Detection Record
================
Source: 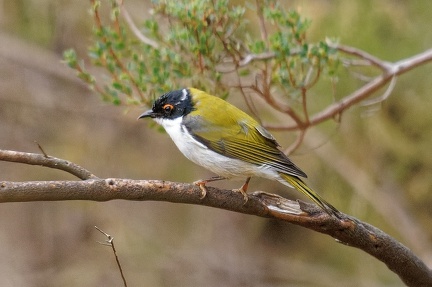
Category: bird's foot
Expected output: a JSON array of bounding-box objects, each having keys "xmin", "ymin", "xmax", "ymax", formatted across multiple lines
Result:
[
  {"xmin": 233, "ymin": 177, "xmax": 251, "ymax": 204},
  {"xmin": 193, "ymin": 176, "xmax": 226, "ymax": 199},
  {"xmin": 233, "ymin": 187, "xmax": 249, "ymax": 204},
  {"xmin": 193, "ymin": 180, "xmax": 208, "ymax": 199}
]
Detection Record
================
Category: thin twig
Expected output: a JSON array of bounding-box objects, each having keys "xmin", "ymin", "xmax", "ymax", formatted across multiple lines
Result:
[
  {"xmin": 91, "ymin": 0, "xmax": 146, "ymax": 102},
  {"xmin": 238, "ymin": 47, "xmax": 304, "ymax": 67},
  {"xmin": 242, "ymin": 46, "xmax": 432, "ymax": 132},
  {"xmin": 280, "ymin": 48, "xmax": 432, "ymax": 130},
  {"xmin": 361, "ymin": 75, "xmax": 397, "ymax": 106},
  {"xmin": 95, "ymin": 226, "xmax": 128, "ymax": 287},
  {"xmin": 347, "ymin": 70, "xmax": 376, "ymax": 82},
  {"xmin": 233, "ymin": 68, "xmax": 262, "ymax": 122},
  {"xmin": 255, "ymin": 0, "xmax": 270, "ymax": 49},
  {"xmin": 238, "ymin": 51, "xmax": 275, "ymax": 66},
  {"xmin": 300, "ymin": 87, "xmax": 309, "ymax": 124},
  {"xmin": 249, "ymin": 83, "xmax": 305, "ymax": 128},
  {"xmin": 35, "ymin": 141, "xmax": 48, "ymax": 158},
  {"xmin": 239, "ymin": 87, "xmax": 262, "ymax": 123},
  {"xmin": 332, "ymin": 43, "xmax": 394, "ymax": 71},
  {"xmin": 284, "ymin": 129, "xmax": 306, "ymax": 155},
  {"xmin": 340, "ymin": 58, "xmax": 372, "ymax": 67},
  {"xmin": 118, "ymin": 2, "xmax": 159, "ymax": 49}
]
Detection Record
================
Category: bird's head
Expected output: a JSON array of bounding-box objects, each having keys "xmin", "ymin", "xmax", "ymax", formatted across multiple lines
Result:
[{"xmin": 138, "ymin": 88, "xmax": 194, "ymax": 121}]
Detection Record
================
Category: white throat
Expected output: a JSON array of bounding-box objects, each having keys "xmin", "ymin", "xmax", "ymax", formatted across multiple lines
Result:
[{"xmin": 155, "ymin": 116, "xmax": 207, "ymax": 151}]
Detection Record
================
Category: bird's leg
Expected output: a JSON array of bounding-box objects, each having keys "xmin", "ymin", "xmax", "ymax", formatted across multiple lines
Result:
[
  {"xmin": 234, "ymin": 177, "xmax": 251, "ymax": 203},
  {"xmin": 193, "ymin": 176, "xmax": 227, "ymax": 199}
]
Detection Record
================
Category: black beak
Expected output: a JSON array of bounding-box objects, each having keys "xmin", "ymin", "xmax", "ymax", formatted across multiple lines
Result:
[{"xmin": 138, "ymin": 109, "xmax": 155, "ymax": 119}]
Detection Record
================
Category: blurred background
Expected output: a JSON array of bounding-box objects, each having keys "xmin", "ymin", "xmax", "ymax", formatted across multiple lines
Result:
[{"xmin": 1, "ymin": 0, "xmax": 432, "ymax": 286}]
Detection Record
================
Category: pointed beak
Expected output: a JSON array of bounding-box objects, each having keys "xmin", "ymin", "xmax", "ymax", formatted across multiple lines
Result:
[{"xmin": 138, "ymin": 109, "xmax": 155, "ymax": 119}]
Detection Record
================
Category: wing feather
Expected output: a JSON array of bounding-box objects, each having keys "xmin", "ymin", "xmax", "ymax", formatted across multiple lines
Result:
[
  {"xmin": 183, "ymin": 89, "xmax": 307, "ymax": 178},
  {"xmin": 183, "ymin": 113, "xmax": 307, "ymax": 178}
]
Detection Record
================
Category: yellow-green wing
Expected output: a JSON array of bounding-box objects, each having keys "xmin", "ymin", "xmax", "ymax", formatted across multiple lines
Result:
[{"xmin": 184, "ymin": 89, "xmax": 307, "ymax": 178}]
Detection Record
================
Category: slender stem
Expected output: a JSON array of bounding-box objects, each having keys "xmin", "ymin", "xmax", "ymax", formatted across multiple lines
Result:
[
  {"xmin": 91, "ymin": 0, "xmax": 146, "ymax": 102},
  {"xmin": 333, "ymin": 44, "xmax": 393, "ymax": 71},
  {"xmin": 118, "ymin": 2, "xmax": 159, "ymax": 49},
  {"xmin": 300, "ymin": 87, "xmax": 309, "ymax": 124},
  {"xmin": 284, "ymin": 129, "xmax": 306, "ymax": 155},
  {"xmin": 255, "ymin": 0, "xmax": 270, "ymax": 49},
  {"xmin": 95, "ymin": 226, "xmax": 128, "ymax": 287}
]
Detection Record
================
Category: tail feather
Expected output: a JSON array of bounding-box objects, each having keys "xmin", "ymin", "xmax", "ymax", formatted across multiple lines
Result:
[{"xmin": 279, "ymin": 173, "xmax": 340, "ymax": 217}]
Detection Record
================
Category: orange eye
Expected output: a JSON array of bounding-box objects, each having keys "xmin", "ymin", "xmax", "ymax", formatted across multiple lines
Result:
[{"xmin": 163, "ymin": 104, "xmax": 174, "ymax": 112}]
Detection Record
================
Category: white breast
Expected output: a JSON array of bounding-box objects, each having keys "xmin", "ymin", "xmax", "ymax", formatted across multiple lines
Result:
[{"xmin": 155, "ymin": 117, "xmax": 279, "ymax": 180}]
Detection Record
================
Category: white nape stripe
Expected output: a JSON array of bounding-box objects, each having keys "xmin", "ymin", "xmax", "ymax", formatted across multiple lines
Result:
[{"xmin": 180, "ymin": 88, "xmax": 188, "ymax": 101}]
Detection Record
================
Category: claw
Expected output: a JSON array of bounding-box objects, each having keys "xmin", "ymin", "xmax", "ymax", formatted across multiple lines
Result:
[
  {"xmin": 234, "ymin": 177, "xmax": 251, "ymax": 204},
  {"xmin": 197, "ymin": 182, "xmax": 207, "ymax": 199},
  {"xmin": 233, "ymin": 188, "xmax": 249, "ymax": 203},
  {"xmin": 193, "ymin": 176, "xmax": 226, "ymax": 199}
]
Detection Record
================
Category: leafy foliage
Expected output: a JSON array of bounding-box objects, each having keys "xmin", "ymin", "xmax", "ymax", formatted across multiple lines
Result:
[{"xmin": 63, "ymin": 0, "xmax": 339, "ymax": 109}]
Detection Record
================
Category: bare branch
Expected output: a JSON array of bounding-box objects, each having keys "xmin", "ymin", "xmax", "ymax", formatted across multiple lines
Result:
[
  {"xmin": 0, "ymin": 178, "xmax": 430, "ymax": 286},
  {"xmin": 239, "ymin": 46, "xmax": 432, "ymax": 132},
  {"xmin": 35, "ymin": 141, "xmax": 49, "ymax": 157},
  {"xmin": 238, "ymin": 51, "xmax": 276, "ymax": 66},
  {"xmin": 118, "ymin": 2, "xmax": 159, "ymax": 49},
  {"xmin": 361, "ymin": 75, "xmax": 397, "ymax": 106},
  {"xmin": 307, "ymin": 48, "xmax": 432, "ymax": 128},
  {"xmin": 1, "ymin": 149, "xmax": 431, "ymax": 285},
  {"xmin": 284, "ymin": 129, "xmax": 306, "ymax": 155},
  {"xmin": 95, "ymin": 226, "xmax": 128, "ymax": 287},
  {"xmin": 0, "ymin": 150, "xmax": 97, "ymax": 180},
  {"xmin": 255, "ymin": 0, "xmax": 270, "ymax": 49},
  {"xmin": 332, "ymin": 43, "xmax": 394, "ymax": 71}
]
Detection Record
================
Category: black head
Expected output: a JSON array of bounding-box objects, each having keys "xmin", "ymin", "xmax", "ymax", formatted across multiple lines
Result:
[{"xmin": 138, "ymin": 88, "xmax": 194, "ymax": 120}]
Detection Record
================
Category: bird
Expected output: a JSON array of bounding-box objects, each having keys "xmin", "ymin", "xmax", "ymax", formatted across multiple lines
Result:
[{"xmin": 139, "ymin": 88, "xmax": 339, "ymax": 216}]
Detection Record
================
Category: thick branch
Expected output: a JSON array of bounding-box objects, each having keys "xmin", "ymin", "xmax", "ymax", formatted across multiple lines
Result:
[
  {"xmin": 1, "ymin": 150, "xmax": 431, "ymax": 285},
  {"xmin": 0, "ymin": 178, "xmax": 431, "ymax": 286}
]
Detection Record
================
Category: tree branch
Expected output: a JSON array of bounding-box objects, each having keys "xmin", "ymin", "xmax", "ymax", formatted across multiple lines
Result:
[
  {"xmin": 308, "ymin": 48, "xmax": 432, "ymax": 128},
  {"xmin": 251, "ymin": 47, "xmax": 432, "ymax": 132},
  {"xmin": 118, "ymin": 2, "xmax": 159, "ymax": 49},
  {"xmin": 0, "ymin": 178, "xmax": 430, "ymax": 286},
  {"xmin": 0, "ymin": 149, "xmax": 431, "ymax": 286},
  {"xmin": 332, "ymin": 44, "xmax": 394, "ymax": 71},
  {"xmin": 0, "ymin": 150, "xmax": 97, "ymax": 180}
]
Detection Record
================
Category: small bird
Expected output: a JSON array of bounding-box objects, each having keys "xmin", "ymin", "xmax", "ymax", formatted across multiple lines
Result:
[{"xmin": 139, "ymin": 88, "xmax": 339, "ymax": 216}]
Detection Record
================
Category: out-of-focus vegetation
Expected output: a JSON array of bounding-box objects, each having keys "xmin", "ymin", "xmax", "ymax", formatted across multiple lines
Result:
[{"xmin": 0, "ymin": 0, "xmax": 431, "ymax": 286}]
